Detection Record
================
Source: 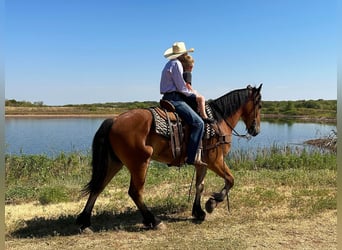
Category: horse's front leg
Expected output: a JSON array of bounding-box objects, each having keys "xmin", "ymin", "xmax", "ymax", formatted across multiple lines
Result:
[
  {"xmin": 192, "ymin": 165, "xmax": 207, "ymax": 221},
  {"xmin": 205, "ymin": 161, "xmax": 234, "ymax": 214}
]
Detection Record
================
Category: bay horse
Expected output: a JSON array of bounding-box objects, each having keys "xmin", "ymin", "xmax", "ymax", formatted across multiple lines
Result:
[{"xmin": 76, "ymin": 84, "xmax": 262, "ymax": 230}]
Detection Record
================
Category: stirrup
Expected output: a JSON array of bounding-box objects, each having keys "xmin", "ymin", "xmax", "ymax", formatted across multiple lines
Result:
[
  {"xmin": 188, "ymin": 149, "xmax": 208, "ymax": 167},
  {"xmin": 193, "ymin": 159, "xmax": 208, "ymax": 167},
  {"xmin": 186, "ymin": 158, "xmax": 208, "ymax": 167}
]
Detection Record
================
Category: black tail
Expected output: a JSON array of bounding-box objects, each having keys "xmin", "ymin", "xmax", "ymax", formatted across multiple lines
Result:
[{"xmin": 82, "ymin": 118, "xmax": 118, "ymax": 195}]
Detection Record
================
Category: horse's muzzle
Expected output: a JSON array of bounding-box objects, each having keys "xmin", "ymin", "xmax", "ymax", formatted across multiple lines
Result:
[{"xmin": 247, "ymin": 121, "xmax": 260, "ymax": 136}]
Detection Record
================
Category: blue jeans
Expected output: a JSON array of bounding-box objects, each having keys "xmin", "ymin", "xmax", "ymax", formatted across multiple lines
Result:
[{"xmin": 162, "ymin": 92, "xmax": 204, "ymax": 163}]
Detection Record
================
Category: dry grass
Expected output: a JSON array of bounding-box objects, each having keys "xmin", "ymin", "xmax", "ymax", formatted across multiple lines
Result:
[
  {"xmin": 5, "ymin": 106, "xmax": 118, "ymax": 117},
  {"xmin": 5, "ymin": 168, "xmax": 337, "ymax": 250},
  {"xmin": 5, "ymin": 201, "xmax": 336, "ymax": 250}
]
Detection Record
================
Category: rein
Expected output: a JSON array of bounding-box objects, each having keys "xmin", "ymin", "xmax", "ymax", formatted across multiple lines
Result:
[{"xmin": 223, "ymin": 119, "xmax": 252, "ymax": 140}]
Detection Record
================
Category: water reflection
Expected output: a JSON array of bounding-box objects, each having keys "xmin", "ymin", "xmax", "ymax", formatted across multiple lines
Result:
[{"xmin": 231, "ymin": 121, "xmax": 335, "ymax": 153}]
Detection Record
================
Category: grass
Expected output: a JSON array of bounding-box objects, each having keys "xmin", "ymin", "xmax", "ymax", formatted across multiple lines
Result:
[
  {"xmin": 5, "ymin": 146, "xmax": 337, "ymax": 249},
  {"xmin": 5, "ymin": 146, "xmax": 336, "ymax": 212},
  {"xmin": 5, "ymin": 152, "xmax": 91, "ymax": 204},
  {"xmin": 5, "ymin": 146, "xmax": 336, "ymax": 207}
]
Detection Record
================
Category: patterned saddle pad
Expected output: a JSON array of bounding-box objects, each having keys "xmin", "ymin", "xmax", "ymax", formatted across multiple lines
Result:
[{"xmin": 149, "ymin": 104, "xmax": 216, "ymax": 139}]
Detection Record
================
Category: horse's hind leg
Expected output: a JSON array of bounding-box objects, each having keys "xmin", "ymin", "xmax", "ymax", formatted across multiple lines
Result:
[
  {"xmin": 127, "ymin": 160, "xmax": 162, "ymax": 229},
  {"xmin": 77, "ymin": 159, "xmax": 123, "ymax": 231}
]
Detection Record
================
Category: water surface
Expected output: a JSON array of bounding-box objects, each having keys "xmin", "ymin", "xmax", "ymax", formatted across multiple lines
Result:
[{"xmin": 5, "ymin": 118, "xmax": 336, "ymax": 155}]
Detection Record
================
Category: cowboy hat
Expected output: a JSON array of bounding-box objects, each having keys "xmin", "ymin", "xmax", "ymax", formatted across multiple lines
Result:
[{"xmin": 163, "ymin": 42, "xmax": 194, "ymax": 60}]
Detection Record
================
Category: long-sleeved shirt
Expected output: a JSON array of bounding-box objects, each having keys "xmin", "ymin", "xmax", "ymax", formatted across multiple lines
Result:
[{"xmin": 160, "ymin": 59, "xmax": 193, "ymax": 97}]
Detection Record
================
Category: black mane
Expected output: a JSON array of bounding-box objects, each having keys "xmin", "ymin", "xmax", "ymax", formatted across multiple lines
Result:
[{"xmin": 208, "ymin": 87, "xmax": 250, "ymax": 121}]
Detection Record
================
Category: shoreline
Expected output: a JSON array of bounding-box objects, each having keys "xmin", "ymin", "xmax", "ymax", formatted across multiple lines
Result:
[
  {"xmin": 261, "ymin": 114, "xmax": 336, "ymax": 124},
  {"xmin": 5, "ymin": 113, "xmax": 337, "ymax": 124},
  {"xmin": 5, "ymin": 114, "xmax": 117, "ymax": 118}
]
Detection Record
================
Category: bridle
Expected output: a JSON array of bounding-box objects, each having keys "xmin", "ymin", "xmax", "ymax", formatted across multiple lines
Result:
[
  {"xmin": 203, "ymin": 85, "xmax": 262, "ymax": 151},
  {"xmin": 224, "ymin": 88, "xmax": 261, "ymax": 139},
  {"xmin": 247, "ymin": 90, "xmax": 261, "ymax": 135}
]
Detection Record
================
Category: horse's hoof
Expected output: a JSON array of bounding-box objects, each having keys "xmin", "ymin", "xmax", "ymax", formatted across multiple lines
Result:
[
  {"xmin": 79, "ymin": 227, "xmax": 94, "ymax": 234},
  {"xmin": 205, "ymin": 197, "xmax": 217, "ymax": 213},
  {"xmin": 192, "ymin": 208, "xmax": 206, "ymax": 221},
  {"xmin": 143, "ymin": 221, "xmax": 166, "ymax": 230}
]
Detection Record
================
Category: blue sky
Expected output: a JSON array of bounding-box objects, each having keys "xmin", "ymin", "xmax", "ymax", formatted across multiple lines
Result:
[{"xmin": 5, "ymin": 0, "xmax": 336, "ymax": 105}]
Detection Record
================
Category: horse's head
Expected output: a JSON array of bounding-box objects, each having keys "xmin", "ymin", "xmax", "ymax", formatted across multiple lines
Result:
[{"xmin": 241, "ymin": 84, "xmax": 262, "ymax": 136}]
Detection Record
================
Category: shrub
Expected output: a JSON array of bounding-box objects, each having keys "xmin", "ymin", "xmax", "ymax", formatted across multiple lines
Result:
[{"xmin": 38, "ymin": 186, "xmax": 69, "ymax": 205}]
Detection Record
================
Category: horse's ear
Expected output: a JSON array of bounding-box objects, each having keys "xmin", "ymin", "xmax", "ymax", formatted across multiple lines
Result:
[{"xmin": 257, "ymin": 83, "xmax": 263, "ymax": 93}]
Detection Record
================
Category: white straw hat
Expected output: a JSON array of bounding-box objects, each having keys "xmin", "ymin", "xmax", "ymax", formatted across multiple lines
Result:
[{"xmin": 163, "ymin": 42, "xmax": 194, "ymax": 60}]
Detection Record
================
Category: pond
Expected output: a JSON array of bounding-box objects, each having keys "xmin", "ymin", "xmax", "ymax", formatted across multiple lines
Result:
[{"xmin": 5, "ymin": 117, "xmax": 336, "ymax": 156}]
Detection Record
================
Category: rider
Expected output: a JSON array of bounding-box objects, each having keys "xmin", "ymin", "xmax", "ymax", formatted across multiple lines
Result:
[{"xmin": 160, "ymin": 41, "xmax": 207, "ymax": 167}]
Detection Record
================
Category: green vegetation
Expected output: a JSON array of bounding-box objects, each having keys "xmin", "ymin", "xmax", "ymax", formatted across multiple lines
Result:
[
  {"xmin": 5, "ymin": 152, "xmax": 91, "ymax": 204},
  {"xmin": 64, "ymin": 101, "xmax": 159, "ymax": 115},
  {"xmin": 5, "ymin": 100, "xmax": 159, "ymax": 116},
  {"xmin": 64, "ymin": 101, "xmax": 158, "ymax": 110},
  {"xmin": 5, "ymin": 146, "xmax": 336, "ymax": 218},
  {"xmin": 4, "ymin": 99, "xmax": 159, "ymax": 110},
  {"xmin": 262, "ymin": 99, "xmax": 336, "ymax": 119},
  {"xmin": 5, "ymin": 99, "xmax": 45, "ymax": 107}
]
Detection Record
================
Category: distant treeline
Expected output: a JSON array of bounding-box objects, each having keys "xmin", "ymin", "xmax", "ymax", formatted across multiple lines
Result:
[
  {"xmin": 64, "ymin": 101, "xmax": 159, "ymax": 110},
  {"xmin": 5, "ymin": 99, "xmax": 337, "ymax": 118},
  {"xmin": 5, "ymin": 99, "xmax": 45, "ymax": 107},
  {"xmin": 5, "ymin": 99, "xmax": 158, "ymax": 109},
  {"xmin": 261, "ymin": 99, "xmax": 336, "ymax": 118}
]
